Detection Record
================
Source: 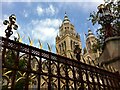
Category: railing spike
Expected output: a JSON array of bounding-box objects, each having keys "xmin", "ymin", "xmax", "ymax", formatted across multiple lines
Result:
[
  {"xmin": 38, "ymin": 39, "xmax": 42, "ymax": 49},
  {"xmin": 47, "ymin": 43, "xmax": 52, "ymax": 52},
  {"xmin": 28, "ymin": 36, "xmax": 33, "ymax": 46}
]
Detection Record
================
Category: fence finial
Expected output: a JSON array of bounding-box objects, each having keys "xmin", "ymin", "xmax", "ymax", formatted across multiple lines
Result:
[
  {"xmin": 38, "ymin": 39, "xmax": 42, "ymax": 49},
  {"xmin": 28, "ymin": 36, "xmax": 33, "ymax": 46}
]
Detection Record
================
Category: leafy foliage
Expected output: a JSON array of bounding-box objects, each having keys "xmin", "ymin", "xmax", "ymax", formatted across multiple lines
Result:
[
  {"xmin": 2, "ymin": 50, "xmax": 26, "ymax": 89},
  {"xmin": 89, "ymin": 0, "xmax": 120, "ymax": 51},
  {"xmin": 92, "ymin": 38, "xmax": 102, "ymax": 53}
]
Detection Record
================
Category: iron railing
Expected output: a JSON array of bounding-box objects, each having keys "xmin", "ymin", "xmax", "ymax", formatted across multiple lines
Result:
[{"xmin": 1, "ymin": 36, "xmax": 120, "ymax": 90}]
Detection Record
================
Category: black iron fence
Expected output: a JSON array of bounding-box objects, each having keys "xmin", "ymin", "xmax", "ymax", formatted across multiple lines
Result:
[{"xmin": 1, "ymin": 36, "xmax": 120, "ymax": 90}]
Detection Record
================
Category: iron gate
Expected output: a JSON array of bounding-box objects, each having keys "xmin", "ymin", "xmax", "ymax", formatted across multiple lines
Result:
[{"xmin": 1, "ymin": 37, "xmax": 120, "ymax": 90}]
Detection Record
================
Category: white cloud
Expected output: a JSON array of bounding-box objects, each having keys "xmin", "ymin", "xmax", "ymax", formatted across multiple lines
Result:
[
  {"xmin": 36, "ymin": 4, "xmax": 58, "ymax": 16},
  {"xmin": 31, "ymin": 18, "xmax": 61, "ymax": 28},
  {"xmin": 36, "ymin": 6, "xmax": 44, "ymax": 16},
  {"xmin": 3, "ymin": 14, "xmax": 9, "ymax": 20},
  {"xmin": 1, "ymin": 0, "xmax": 34, "ymax": 2},
  {"xmin": 46, "ymin": 5, "xmax": 56, "ymax": 16},
  {"xmin": 0, "ymin": 19, "xmax": 6, "ymax": 37},
  {"xmin": 79, "ymin": 2, "xmax": 104, "ymax": 11},
  {"xmin": 29, "ymin": 18, "xmax": 62, "ymax": 45},
  {"xmin": 1, "ymin": 0, "xmax": 104, "ymax": 2},
  {"xmin": 23, "ymin": 10, "xmax": 28, "ymax": 18}
]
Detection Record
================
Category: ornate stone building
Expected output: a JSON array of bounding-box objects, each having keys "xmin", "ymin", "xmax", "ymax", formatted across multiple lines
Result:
[
  {"xmin": 56, "ymin": 13, "xmax": 82, "ymax": 59},
  {"xmin": 83, "ymin": 29, "xmax": 99, "ymax": 65},
  {"xmin": 32, "ymin": 13, "xmax": 118, "ymax": 89},
  {"xmin": 56, "ymin": 13, "xmax": 98, "ymax": 64}
]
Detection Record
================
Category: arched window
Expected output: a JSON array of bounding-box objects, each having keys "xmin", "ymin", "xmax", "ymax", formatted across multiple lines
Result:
[
  {"xmin": 64, "ymin": 41, "xmax": 66, "ymax": 50},
  {"xmin": 73, "ymin": 42, "xmax": 76, "ymax": 49},
  {"xmin": 59, "ymin": 44, "xmax": 61, "ymax": 53},
  {"xmin": 88, "ymin": 41, "xmax": 91, "ymax": 49},
  {"xmin": 61, "ymin": 43, "xmax": 64, "ymax": 52},
  {"xmin": 71, "ymin": 40, "xmax": 73, "ymax": 49},
  {"xmin": 87, "ymin": 41, "xmax": 91, "ymax": 52}
]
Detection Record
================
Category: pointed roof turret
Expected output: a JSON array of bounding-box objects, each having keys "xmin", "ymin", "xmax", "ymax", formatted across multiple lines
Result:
[
  {"xmin": 87, "ymin": 28, "xmax": 94, "ymax": 37},
  {"xmin": 63, "ymin": 12, "xmax": 70, "ymax": 23},
  {"xmin": 86, "ymin": 28, "xmax": 95, "ymax": 39},
  {"xmin": 88, "ymin": 28, "xmax": 94, "ymax": 36}
]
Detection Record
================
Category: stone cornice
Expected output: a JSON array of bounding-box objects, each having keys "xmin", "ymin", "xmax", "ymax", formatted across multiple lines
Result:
[{"xmin": 105, "ymin": 36, "xmax": 120, "ymax": 42}]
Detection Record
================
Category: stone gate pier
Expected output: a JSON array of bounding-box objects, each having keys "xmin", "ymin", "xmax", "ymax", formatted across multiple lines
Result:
[{"xmin": 99, "ymin": 36, "xmax": 120, "ymax": 72}]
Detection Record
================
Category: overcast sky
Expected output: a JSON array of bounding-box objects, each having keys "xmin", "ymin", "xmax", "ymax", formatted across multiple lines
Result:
[{"xmin": 0, "ymin": 0, "xmax": 104, "ymax": 52}]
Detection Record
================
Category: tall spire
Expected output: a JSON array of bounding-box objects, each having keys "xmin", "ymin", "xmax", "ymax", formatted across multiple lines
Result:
[
  {"xmin": 65, "ymin": 11, "xmax": 67, "ymax": 16},
  {"xmin": 63, "ymin": 12, "xmax": 70, "ymax": 23}
]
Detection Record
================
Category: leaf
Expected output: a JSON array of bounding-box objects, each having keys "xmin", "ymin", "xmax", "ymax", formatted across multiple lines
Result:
[
  {"xmin": 23, "ymin": 72, "xmax": 26, "ymax": 76},
  {"xmin": 16, "ymin": 77, "xmax": 24, "ymax": 83},
  {"xmin": 3, "ymin": 75, "xmax": 9, "ymax": 81},
  {"xmin": 18, "ymin": 71, "xmax": 23, "ymax": 76},
  {"xmin": 31, "ymin": 75, "xmax": 36, "ymax": 79},
  {"xmin": 4, "ymin": 70, "xmax": 12, "ymax": 75}
]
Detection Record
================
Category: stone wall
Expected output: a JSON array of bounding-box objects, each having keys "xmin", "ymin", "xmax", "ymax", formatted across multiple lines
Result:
[{"xmin": 99, "ymin": 36, "xmax": 120, "ymax": 72}]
